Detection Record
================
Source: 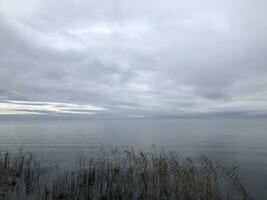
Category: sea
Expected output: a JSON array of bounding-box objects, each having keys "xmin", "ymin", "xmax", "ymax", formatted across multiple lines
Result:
[{"xmin": 0, "ymin": 118, "xmax": 266, "ymax": 199}]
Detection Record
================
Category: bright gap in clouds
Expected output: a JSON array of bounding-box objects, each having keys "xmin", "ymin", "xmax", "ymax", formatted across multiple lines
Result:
[{"xmin": 0, "ymin": 100, "xmax": 108, "ymax": 115}]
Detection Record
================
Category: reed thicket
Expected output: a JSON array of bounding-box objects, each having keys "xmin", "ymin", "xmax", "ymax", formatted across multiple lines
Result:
[{"xmin": 0, "ymin": 148, "xmax": 252, "ymax": 200}]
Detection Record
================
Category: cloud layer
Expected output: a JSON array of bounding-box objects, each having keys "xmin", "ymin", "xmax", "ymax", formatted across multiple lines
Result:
[{"xmin": 0, "ymin": 0, "xmax": 267, "ymax": 118}]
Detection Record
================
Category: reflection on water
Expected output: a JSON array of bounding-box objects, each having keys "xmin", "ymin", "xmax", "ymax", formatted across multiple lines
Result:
[{"xmin": 0, "ymin": 118, "xmax": 267, "ymax": 199}]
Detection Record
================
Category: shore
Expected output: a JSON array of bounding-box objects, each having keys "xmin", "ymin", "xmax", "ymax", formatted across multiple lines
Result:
[{"xmin": 0, "ymin": 148, "xmax": 251, "ymax": 200}]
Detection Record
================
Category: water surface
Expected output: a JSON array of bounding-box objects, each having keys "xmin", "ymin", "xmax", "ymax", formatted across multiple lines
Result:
[{"xmin": 0, "ymin": 118, "xmax": 266, "ymax": 199}]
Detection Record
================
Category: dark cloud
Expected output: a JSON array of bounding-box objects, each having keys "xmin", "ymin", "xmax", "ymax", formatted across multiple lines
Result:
[{"xmin": 0, "ymin": 0, "xmax": 267, "ymax": 118}]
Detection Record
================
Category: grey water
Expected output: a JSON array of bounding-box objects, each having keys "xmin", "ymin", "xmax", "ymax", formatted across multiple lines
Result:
[{"xmin": 0, "ymin": 118, "xmax": 266, "ymax": 199}]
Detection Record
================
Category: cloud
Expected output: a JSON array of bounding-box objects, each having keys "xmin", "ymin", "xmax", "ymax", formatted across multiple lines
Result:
[
  {"xmin": 0, "ymin": 0, "xmax": 267, "ymax": 118},
  {"xmin": 0, "ymin": 100, "xmax": 107, "ymax": 115}
]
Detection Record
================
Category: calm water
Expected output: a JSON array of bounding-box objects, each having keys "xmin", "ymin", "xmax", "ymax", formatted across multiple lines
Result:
[{"xmin": 0, "ymin": 118, "xmax": 266, "ymax": 199}]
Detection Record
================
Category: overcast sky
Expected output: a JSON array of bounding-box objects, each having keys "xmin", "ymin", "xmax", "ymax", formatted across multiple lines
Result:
[{"xmin": 0, "ymin": 0, "xmax": 267, "ymax": 119}]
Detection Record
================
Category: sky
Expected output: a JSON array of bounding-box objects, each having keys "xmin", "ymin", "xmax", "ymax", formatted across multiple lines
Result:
[{"xmin": 0, "ymin": 0, "xmax": 267, "ymax": 119}]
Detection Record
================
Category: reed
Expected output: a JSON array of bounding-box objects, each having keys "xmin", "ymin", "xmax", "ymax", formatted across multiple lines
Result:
[{"xmin": 0, "ymin": 148, "xmax": 252, "ymax": 200}]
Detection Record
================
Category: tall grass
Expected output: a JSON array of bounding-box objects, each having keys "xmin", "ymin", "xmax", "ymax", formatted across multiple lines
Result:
[{"xmin": 0, "ymin": 148, "xmax": 252, "ymax": 200}]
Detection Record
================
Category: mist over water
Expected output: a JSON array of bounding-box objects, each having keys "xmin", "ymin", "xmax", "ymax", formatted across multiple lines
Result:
[{"xmin": 0, "ymin": 118, "xmax": 267, "ymax": 199}]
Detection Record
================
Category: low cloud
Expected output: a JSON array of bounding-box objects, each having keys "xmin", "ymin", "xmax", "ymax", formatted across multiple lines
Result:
[{"xmin": 0, "ymin": 100, "xmax": 107, "ymax": 115}]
